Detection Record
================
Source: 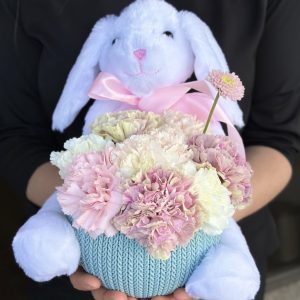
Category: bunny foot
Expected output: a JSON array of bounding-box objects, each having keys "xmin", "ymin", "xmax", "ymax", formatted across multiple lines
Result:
[
  {"xmin": 12, "ymin": 211, "xmax": 80, "ymax": 282},
  {"xmin": 185, "ymin": 219, "xmax": 260, "ymax": 300}
]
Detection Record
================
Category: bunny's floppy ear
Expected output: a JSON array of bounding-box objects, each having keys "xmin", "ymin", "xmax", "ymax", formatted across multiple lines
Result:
[
  {"xmin": 52, "ymin": 16, "xmax": 116, "ymax": 132},
  {"xmin": 180, "ymin": 12, "xmax": 244, "ymax": 127},
  {"xmin": 179, "ymin": 11, "xmax": 228, "ymax": 79}
]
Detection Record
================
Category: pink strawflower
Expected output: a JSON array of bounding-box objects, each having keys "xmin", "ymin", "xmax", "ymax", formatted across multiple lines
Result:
[
  {"xmin": 207, "ymin": 70, "xmax": 245, "ymax": 101},
  {"xmin": 57, "ymin": 148, "xmax": 123, "ymax": 238},
  {"xmin": 113, "ymin": 168, "xmax": 202, "ymax": 259},
  {"xmin": 188, "ymin": 135, "xmax": 252, "ymax": 208}
]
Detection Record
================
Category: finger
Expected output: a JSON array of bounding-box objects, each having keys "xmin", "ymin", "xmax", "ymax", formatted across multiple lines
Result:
[
  {"xmin": 152, "ymin": 295, "xmax": 175, "ymax": 300},
  {"xmin": 92, "ymin": 288, "xmax": 128, "ymax": 300},
  {"xmin": 174, "ymin": 288, "xmax": 196, "ymax": 300},
  {"xmin": 70, "ymin": 269, "xmax": 101, "ymax": 291},
  {"xmin": 105, "ymin": 290, "xmax": 129, "ymax": 300},
  {"xmin": 91, "ymin": 287, "xmax": 107, "ymax": 300},
  {"xmin": 91, "ymin": 288, "xmax": 106, "ymax": 300},
  {"xmin": 127, "ymin": 297, "xmax": 137, "ymax": 300}
]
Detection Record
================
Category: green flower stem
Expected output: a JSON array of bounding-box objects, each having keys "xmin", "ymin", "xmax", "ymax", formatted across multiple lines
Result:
[{"xmin": 203, "ymin": 91, "xmax": 220, "ymax": 134}]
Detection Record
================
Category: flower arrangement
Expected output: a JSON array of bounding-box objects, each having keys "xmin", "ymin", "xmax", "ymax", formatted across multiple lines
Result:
[
  {"xmin": 12, "ymin": 1, "xmax": 260, "ymax": 296},
  {"xmin": 51, "ymin": 71, "xmax": 252, "ymax": 260}
]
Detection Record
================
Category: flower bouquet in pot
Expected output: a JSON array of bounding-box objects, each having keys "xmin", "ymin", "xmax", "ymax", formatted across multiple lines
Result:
[{"xmin": 12, "ymin": 1, "xmax": 260, "ymax": 299}]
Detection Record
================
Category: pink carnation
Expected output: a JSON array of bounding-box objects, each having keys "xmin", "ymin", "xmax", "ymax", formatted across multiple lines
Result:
[
  {"xmin": 188, "ymin": 135, "xmax": 252, "ymax": 208},
  {"xmin": 113, "ymin": 169, "xmax": 202, "ymax": 259},
  {"xmin": 207, "ymin": 70, "xmax": 245, "ymax": 101},
  {"xmin": 57, "ymin": 148, "xmax": 122, "ymax": 238}
]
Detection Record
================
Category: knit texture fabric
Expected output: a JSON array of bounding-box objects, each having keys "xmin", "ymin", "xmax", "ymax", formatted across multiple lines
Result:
[{"xmin": 73, "ymin": 227, "xmax": 220, "ymax": 298}]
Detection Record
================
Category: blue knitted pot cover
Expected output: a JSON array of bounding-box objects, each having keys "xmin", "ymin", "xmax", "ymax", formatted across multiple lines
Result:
[{"xmin": 73, "ymin": 227, "xmax": 220, "ymax": 298}]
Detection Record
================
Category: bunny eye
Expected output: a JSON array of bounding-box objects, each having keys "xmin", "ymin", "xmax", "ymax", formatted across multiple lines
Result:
[
  {"xmin": 163, "ymin": 31, "xmax": 174, "ymax": 38},
  {"xmin": 111, "ymin": 38, "xmax": 119, "ymax": 45}
]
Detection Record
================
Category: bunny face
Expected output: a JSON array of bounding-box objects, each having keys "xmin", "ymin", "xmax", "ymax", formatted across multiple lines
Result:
[
  {"xmin": 99, "ymin": 0, "xmax": 194, "ymax": 96},
  {"xmin": 53, "ymin": 0, "xmax": 244, "ymax": 132}
]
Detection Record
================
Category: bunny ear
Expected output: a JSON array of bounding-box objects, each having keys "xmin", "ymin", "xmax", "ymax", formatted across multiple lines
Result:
[
  {"xmin": 52, "ymin": 15, "xmax": 116, "ymax": 132},
  {"xmin": 179, "ymin": 11, "xmax": 228, "ymax": 79},
  {"xmin": 179, "ymin": 11, "xmax": 244, "ymax": 128}
]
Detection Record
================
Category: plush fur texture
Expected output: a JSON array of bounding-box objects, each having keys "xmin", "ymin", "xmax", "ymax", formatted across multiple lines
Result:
[
  {"xmin": 52, "ymin": 0, "xmax": 243, "ymax": 132},
  {"xmin": 186, "ymin": 219, "xmax": 260, "ymax": 300},
  {"xmin": 12, "ymin": 193, "xmax": 80, "ymax": 282},
  {"xmin": 13, "ymin": 1, "xmax": 258, "ymax": 299}
]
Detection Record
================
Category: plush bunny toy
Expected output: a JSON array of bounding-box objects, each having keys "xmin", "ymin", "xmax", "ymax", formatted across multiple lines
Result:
[{"xmin": 13, "ymin": 0, "xmax": 260, "ymax": 299}]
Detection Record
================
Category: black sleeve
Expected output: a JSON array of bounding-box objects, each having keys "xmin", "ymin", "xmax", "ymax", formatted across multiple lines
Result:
[
  {"xmin": 242, "ymin": 0, "xmax": 300, "ymax": 165},
  {"xmin": 0, "ymin": 1, "xmax": 58, "ymax": 198}
]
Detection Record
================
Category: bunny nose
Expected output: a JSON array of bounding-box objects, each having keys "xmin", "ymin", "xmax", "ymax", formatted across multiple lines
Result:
[{"xmin": 133, "ymin": 49, "xmax": 146, "ymax": 60}]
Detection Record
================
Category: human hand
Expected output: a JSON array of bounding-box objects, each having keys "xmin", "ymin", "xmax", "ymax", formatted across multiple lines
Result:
[
  {"xmin": 151, "ymin": 288, "xmax": 196, "ymax": 300},
  {"xmin": 70, "ymin": 268, "xmax": 137, "ymax": 300}
]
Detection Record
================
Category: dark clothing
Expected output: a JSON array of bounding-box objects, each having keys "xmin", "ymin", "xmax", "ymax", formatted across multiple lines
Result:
[
  {"xmin": 1, "ymin": 0, "xmax": 300, "ymax": 199},
  {"xmin": 1, "ymin": 0, "xmax": 300, "ymax": 299}
]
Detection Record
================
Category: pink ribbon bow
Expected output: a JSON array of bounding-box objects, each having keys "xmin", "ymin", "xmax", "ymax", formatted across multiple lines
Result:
[{"xmin": 88, "ymin": 72, "xmax": 245, "ymax": 158}]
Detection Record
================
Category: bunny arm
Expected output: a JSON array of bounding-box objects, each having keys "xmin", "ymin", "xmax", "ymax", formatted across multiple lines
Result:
[
  {"xmin": 12, "ymin": 192, "xmax": 80, "ymax": 282},
  {"xmin": 185, "ymin": 218, "xmax": 260, "ymax": 300}
]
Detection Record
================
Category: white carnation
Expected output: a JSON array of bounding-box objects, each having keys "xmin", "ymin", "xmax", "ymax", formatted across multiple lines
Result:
[
  {"xmin": 190, "ymin": 167, "xmax": 234, "ymax": 235},
  {"xmin": 50, "ymin": 134, "xmax": 112, "ymax": 178},
  {"xmin": 114, "ymin": 133, "xmax": 196, "ymax": 181}
]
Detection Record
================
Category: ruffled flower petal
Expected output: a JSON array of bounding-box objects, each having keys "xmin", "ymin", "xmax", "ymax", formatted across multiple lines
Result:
[
  {"xmin": 207, "ymin": 70, "xmax": 245, "ymax": 101},
  {"xmin": 113, "ymin": 168, "xmax": 202, "ymax": 259},
  {"xmin": 188, "ymin": 134, "xmax": 252, "ymax": 209},
  {"xmin": 91, "ymin": 110, "xmax": 163, "ymax": 142},
  {"xmin": 114, "ymin": 133, "xmax": 196, "ymax": 182},
  {"xmin": 189, "ymin": 167, "xmax": 234, "ymax": 235},
  {"xmin": 50, "ymin": 134, "xmax": 112, "ymax": 178},
  {"xmin": 57, "ymin": 148, "xmax": 122, "ymax": 238}
]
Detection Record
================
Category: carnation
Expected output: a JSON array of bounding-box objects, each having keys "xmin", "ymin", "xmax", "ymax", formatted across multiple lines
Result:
[
  {"xmin": 113, "ymin": 168, "xmax": 202, "ymax": 259},
  {"xmin": 56, "ymin": 148, "xmax": 122, "ymax": 238},
  {"xmin": 189, "ymin": 166, "xmax": 234, "ymax": 235},
  {"xmin": 114, "ymin": 133, "xmax": 196, "ymax": 182},
  {"xmin": 161, "ymin": 111, "xmax": 206, "ymax": 138},
  {"xmin": 207, "ymin": 70, "xmax": 245, "ymax": 101},
  {"xmin": 188, "ymin": 134, "xmax": 252, "ymax": 208},
  {"xmin": 91, "ymin": 110, "xmax": 162, "ymax": 142},
  {"xmin": 50, "ymin": 134, "xmax": 112, "ymax": 178}
]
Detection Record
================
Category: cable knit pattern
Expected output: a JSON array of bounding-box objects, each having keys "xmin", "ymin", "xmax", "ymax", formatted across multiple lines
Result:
[{"xmin": 73, "ymin": 226, "xmax": 220, "ymax": 298}]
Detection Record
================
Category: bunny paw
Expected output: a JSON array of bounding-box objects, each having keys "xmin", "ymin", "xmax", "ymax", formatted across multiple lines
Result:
[
  {"xmin": 12, "ymin": 211, "xmax": 80, "ymax": 282},
  {"xmin": 185, "ymin": 246, "xmax": 260, "ymax": 300}
]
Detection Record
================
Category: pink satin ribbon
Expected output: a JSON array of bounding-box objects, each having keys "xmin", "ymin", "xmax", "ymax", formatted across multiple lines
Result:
[{"xmin": 88, "ymin": 72, "xmax": 245, "ymax": 158}]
